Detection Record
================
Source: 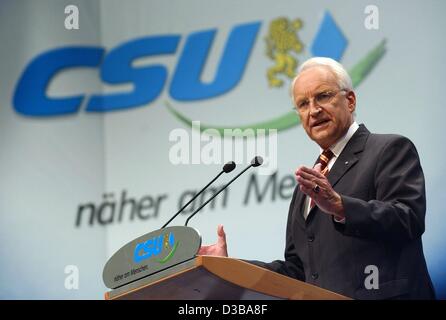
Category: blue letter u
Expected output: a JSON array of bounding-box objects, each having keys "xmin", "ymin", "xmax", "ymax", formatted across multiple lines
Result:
[{"xmin": 169, "ymin": 21, "xmax": 261, "ymax": 101}]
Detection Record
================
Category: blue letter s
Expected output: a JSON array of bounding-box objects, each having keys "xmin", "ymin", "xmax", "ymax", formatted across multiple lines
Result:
[{"xmin": 86, "ymin": 35, "xmax": 180, "ymax": 112}]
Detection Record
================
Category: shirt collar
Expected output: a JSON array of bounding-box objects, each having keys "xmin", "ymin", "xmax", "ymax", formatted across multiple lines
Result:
[{"xmin": 319, "ymin": 121, "xmax": 359, "ymax": 158}]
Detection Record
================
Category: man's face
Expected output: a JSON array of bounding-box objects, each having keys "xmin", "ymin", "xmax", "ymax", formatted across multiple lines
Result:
[{"xmin": 293, "ymin": 67, "xmax": 356, "ymax": 149}]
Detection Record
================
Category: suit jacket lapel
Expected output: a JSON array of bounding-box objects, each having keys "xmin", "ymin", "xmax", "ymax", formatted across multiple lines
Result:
[
  {"xmin": 327, "ymin": 124, "xmax": 369, "ymax": 188},
  {"xmin": 292, "ymin": 186, "xmax": 306, "ymax": 229}
]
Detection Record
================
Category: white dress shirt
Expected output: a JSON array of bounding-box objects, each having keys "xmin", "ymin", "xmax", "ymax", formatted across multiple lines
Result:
[{"xmin": 303, "ymin": 121, "xmax": 359, "ymax": 221}]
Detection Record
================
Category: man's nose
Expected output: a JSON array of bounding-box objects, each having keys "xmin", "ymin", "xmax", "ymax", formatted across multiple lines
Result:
[{"xmin": 309, "ymin": 100, "xmax": 322, "ymax": 116}]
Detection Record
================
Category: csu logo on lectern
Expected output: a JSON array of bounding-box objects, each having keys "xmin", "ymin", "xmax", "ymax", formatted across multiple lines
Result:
[
  {"xmin": 13, "ymin": 22, "xmax": 260, "ymax": 116},
  {"xmin": 133, "ymin": 231, "xmax": 179, "ymax": 264}
]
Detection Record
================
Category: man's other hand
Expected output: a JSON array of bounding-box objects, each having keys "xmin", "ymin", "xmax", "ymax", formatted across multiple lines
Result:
[
  {"xmin": 295, "ymin": 164, "xmax": 345, "ymax": 220},
  {"xmin": 197, "ymin": 224, "xmax": 228, "ymax": 257}
]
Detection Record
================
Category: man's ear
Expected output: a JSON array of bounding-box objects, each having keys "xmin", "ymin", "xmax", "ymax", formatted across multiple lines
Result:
[{"xmin": 346, "ymin": 91, "xmax": 356, "ymax": 113}]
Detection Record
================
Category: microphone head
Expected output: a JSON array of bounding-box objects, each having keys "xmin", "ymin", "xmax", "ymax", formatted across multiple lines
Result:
[
  {"xmin": 223, "ymin": 161, "xmax": 236, "ymax": 173},
  {"xmin": 251, "ymin": 156, "xmax": 263, "ymax": 167}
]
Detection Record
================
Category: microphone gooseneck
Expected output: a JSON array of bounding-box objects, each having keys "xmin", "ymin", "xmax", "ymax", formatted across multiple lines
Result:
[
  {"xmin": 185, "ymin": 156, "xmax": 263, "ymax": 226},
  {"xmin": 161, "ymin": 161, "xmax": 236, "ymax": 228}
]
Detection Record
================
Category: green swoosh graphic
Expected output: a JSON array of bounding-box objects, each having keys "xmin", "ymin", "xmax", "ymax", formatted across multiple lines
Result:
[
  {"xmin": 166, "ymin": 101, "xmax": 297, "ymax": 137},
  {"xmin": 350, "ymin": 39, "xmax": 387, "ymax": 88},
  {"xmin": 156, "ymin": 241, "xmax": 179, "ymax": 264},
  {"xmin": 166, "ymin": 39, "xmax": 386, "ymax": 135}
]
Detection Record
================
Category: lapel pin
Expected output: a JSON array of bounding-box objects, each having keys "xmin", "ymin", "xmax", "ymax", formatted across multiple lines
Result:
[{"xmin": 345, "ymin": 161, "xmax": 349, "ymax": 165}]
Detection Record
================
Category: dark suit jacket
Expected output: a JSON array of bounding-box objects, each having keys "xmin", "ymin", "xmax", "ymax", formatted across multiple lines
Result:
[{"xmin": 252, "ymin": 124, "xmax": 435, "ymax": 299}]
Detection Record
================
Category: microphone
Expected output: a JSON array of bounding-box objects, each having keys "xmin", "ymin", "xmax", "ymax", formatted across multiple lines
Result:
[
  {"xmin": 251, "ymin": 155, "xmax": 263, "ymax": 167},
  {"xmin": 161, "ymin": 161, "xmax": 236, "ymax": 228},
  {"xmin": 185, "ymin": 156, "xmax": 263, "ymax": 226}
]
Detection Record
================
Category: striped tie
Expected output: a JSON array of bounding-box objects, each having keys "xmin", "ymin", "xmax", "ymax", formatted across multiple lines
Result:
[{"xmin": 310, "ymin": 149, "xmax": 335, "ymax": 209}]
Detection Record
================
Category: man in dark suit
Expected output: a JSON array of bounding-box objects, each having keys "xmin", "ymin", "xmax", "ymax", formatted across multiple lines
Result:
[{"xmin": 199, "ymin": 57, "xmax": 435, "ymax": 299}]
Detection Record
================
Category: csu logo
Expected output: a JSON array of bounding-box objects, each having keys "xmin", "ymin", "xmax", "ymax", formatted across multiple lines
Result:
[
  {"xmin": 13, "ymin": 22, "xmax": 260, "ymax": 116},
  {"xmin": 134, "ymin": 232, "xmax": 179, "ymax": 264},
  {"xmin": 13, "ymin": 12, "xmax": 386, "ymax": 133}
]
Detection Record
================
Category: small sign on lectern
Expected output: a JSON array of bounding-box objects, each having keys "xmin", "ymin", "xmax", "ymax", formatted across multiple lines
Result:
[{"xmin": 103, "ymin": 226, "xmax": 201, "ymax": 289}]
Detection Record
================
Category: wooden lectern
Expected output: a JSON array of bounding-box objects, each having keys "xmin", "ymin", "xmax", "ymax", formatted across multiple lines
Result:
[{"xmin": 105, "ymin": 256, "xmax": 350, "ymax": 300}]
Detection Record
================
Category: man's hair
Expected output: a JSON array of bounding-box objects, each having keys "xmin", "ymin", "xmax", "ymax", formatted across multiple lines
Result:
[{"xmin": 290, "ymin": 57, "xmax": 353, "ymax": 105}]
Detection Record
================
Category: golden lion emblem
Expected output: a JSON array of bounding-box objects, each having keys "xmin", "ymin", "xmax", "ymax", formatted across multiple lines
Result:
[{"xmin": 265, "ymin": 17, "xmax": 304, "ymax": 87}]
